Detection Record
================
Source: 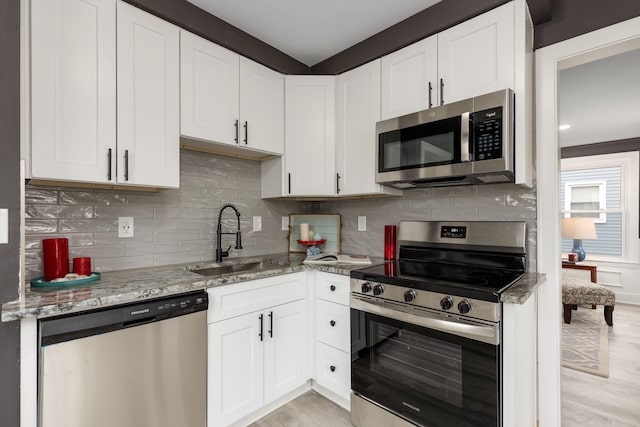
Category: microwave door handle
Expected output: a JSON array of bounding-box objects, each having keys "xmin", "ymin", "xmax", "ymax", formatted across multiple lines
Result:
[{"xmin": 460, "ymin": 112, "xmax": 470, "ymax": 162}]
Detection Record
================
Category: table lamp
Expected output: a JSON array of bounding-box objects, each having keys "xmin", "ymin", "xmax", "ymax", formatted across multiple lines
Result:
[{"xmin": 562, "ymin": 217, "xmax": 597, "ymax": 262}]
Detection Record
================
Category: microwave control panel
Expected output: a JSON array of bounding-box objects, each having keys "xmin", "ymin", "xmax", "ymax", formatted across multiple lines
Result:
[{"xmin": 471, "ymin": 106, "xmax": 503, "ymax": 161}]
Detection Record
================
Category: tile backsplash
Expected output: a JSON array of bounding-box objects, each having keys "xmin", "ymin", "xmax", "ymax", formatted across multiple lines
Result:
[
  {"xmin": 24, "ymin": 150, "xmax": 309, "ymax": 281},
  {"xmin": 313, "ymin": 183, "xmax": 538, "ymax": 271},
  {"xmin": 24, "ymin": 149, "xmax": 538, "ymax": 281}
]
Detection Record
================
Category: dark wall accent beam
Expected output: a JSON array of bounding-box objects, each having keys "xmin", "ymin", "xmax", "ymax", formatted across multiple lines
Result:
[
  {"xmin": 561, "ymin": 137, "xmax": 640, "ymax": 158},
  {"xmin": 0, "ymin": 0, "xmax": 22, "ymax": 425},
  {"xmin": 535, "ymin": 0, "xmax": 640, "ymax": 49},
  {"xmin": 123, "ymin": 0, "xmax": 309, "ymax": 74},
  {"xmin": 310, "ymin": 0, "xmax": 509, "ymax": 75}
]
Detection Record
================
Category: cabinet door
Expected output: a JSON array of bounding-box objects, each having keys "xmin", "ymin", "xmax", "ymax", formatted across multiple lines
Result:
[
  {"xmin": 285, "ymin": 76, "xmax": 336, "ymax": 196},
  {"xmin": 437, "ymin": 2, "xmax": 514, "ymax": 104},
  {"xmin": 117, "ymin": 2, "xmax": 180, "ymax": 188},
  {"xmin": 264, "ymin": 299, "xmax": 308, "ymax": 404},
  {"xmin": 31, "ymin": 0, "xmax": 116, "ymax": 184},
  {"xmin": 239, "ymin": 58, "xmax": 284, "ymax": 155},
  {"xmin": 336, "ymin": 60, "xmax": 387, "ymax": 196},
  {"xmin": 208, "ymin": 312, "xmax": 264, "ymax": 427},
  {"xmin": 381, "ymin": 36, "xmax": 437, "ymax": 119},
  {"xmin": 180, "ymin": 31, "xmax": 240, "ymax": 146}
]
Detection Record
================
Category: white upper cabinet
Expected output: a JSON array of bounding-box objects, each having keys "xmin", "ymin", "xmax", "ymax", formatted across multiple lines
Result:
[
  {"xmin": 284, "ymin": 76, "xmax": 336, "ymax": 196},
  {"xmin": 336, "ymin": 60, "xmax": 401, "ymax": 197},
  {"xmin": 438, "ymin": 2, "xmax": 515, "ymax": 104},
  {"xmin": 29, "ymin": 0, "xmax": 179, "ymax": 188},
  {"xmin": 180, "ymin": 32, "xmax": 284, "ymax": 156},
  {"xmin": 117, "ymin": 2, "xmax": 180, "ymax": 188},
  {"xmin": 31, "ymin": 0, "xmax": 116, "ymax": 184},
  {"xmin": 380, "ymin": 36, "xmax": 437, "ymax": 120},
  {"xmin": 180, "ymin": 31, "xmax": 240, "ymax": 147},
  {"xmin": 239, "ymin": 58, "xmax": 285, "ymax": 155}
]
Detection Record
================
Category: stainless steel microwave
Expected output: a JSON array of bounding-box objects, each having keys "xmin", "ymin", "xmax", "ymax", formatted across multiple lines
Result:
[{"xmin": 376, "ymin": 89, "xmax": 514, "ymax": 188}]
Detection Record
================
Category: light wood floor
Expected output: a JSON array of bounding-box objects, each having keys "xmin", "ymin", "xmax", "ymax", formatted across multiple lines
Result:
[
  {"xmin": 249, "ymin": 390, "xmax": 352, "ymax": 427},
  {"xmin": 251, "ymin": 304, "xmax": 640, "ymax": 427},
  {"xmin": 562, "ymin": 303, "xmax": 640, "ymax": 426}
]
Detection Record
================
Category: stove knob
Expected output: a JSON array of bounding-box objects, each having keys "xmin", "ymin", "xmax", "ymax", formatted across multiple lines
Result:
[
  {"xmin": 440, "ymin": 296, "xmax": 454, "ymax": 310},
  {"xmin": 403, "ymin": 290, "xmax": 416, "ymax": 302},
  {"xmin": 458, "ymin": 299, "xmax": 472, "ymax": 314},
  {"xmin": 361, "ymin": 282, "xmax": 372, "ymax": 293},
  {"xmin": 373, "ymin": 284, "xmax": 384, "ymax": 296}
]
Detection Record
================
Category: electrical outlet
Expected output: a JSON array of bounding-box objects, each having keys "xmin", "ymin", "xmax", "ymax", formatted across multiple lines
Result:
[
  {"xmin": 281, "ymin": 216, "xmax": 289, "ymax": 231},
  {"xmin": 358, "ymin": 216, "xmax": 367, "ymax": 231},
  {"xmin": 118, "ymin": 217, "xmax": 134, "ymax": 238},
  {"xmin": 253, "ymin": 216, "xmax": 262, "ymax": 232}
]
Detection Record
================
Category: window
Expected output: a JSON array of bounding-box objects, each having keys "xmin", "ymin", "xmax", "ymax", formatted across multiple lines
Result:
[
  {"xmin": 560, "ymin": 152, "xmax": 639, "ymax": 262},
  {"xmin": 564, "ymin": 180, "xmax": 606, "ymax": 222}
]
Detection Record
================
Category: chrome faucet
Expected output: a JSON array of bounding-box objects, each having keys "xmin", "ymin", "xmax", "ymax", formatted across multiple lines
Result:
[{"xmin": 215, "ymin": 203, "xmax": 243, "ymax": 262}]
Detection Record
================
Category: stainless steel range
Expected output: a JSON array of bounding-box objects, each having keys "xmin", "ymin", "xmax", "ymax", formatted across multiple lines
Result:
[{"xmin": 350, "ymin": 221, "xmax": 526, "ymax": 427}]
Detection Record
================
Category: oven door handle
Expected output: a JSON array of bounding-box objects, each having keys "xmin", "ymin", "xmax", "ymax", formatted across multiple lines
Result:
[{"xmin": 351, "ymin": 295, "xmax": 499, "ymax": 345}]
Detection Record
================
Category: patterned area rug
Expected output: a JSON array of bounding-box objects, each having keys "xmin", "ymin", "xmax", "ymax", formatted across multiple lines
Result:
[{"xmin": 562, "ymin": 306, "xmax": 610, "ymax": 377}]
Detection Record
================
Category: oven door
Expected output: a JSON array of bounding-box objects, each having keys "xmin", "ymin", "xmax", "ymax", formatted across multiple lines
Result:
[{"xmin": 351, "ymin": 299, "xmax": 500, "ymax": 427}]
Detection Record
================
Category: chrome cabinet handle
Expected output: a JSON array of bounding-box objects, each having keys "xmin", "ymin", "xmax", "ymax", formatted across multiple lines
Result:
[
  {"xmin": 107, "ymin": 148, "xmax": 112, "ymax": 181},
  {"xmin": 243, "ymin": 121, "xmax": 248, "ymax": 144},
  {"xmin": 234, "ymin": 119, "xmax": 239, "ymax": 144}
]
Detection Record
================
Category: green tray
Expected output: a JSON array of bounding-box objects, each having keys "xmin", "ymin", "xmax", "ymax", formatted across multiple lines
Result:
[{"xmin": 30, "ymin": 272, "xmax": 101, "ymax": 288}]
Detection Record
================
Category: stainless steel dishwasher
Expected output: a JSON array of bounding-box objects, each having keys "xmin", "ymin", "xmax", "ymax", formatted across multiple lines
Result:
[{"xmin": 38, "ymin": 291, "xmax": 208, "ymax": 427}]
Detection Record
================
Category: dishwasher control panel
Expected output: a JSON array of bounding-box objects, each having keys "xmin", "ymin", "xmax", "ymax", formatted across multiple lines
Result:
[{"xmin": 124, "ymin": 291, "xmax": 209, "ymax": 322}]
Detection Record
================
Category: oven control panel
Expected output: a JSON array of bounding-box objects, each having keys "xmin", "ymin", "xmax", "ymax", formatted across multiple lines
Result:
[
  {"xmin": 440, "ymin": 226, "xmax": 467, "ymax": 239},
  {"xmin": 350, "ymin": 279, "xmax": 500, "ymax": 323}
]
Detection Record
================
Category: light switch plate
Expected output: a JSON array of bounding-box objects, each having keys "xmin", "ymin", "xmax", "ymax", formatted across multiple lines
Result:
[
  {"xmin": 253, "ymin": 216, "xmax": 262, "ymax": 232},
  {"xmin": 358, "ymin": 216, "xmax": 367, "ymax": 231},
  {"xmin": 281, "ymin": 216, "xmax": 289, "ymax": 231},
  {"xmin": 0, "ymin": 209, "xmax": 8, "ymax": 244}
]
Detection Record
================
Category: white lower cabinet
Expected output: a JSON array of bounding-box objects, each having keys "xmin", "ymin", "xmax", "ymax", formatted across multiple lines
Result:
[
  {"xmin": 311, "ymin": 272, "xmax": 352, "ymax": 405},
  {"xmin": 207, "ymin": 273, "xmax": 308, "ymax": 427}
]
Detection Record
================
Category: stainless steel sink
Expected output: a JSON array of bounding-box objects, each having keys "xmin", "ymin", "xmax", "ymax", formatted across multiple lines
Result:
[{"xmin": 190, "ymin": 261, "xmax": 262, "ymax": 276}]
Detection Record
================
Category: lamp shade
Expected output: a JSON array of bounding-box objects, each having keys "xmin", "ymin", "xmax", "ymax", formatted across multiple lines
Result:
[{"xmin": 561, "ymin": 217, "xmax": 597, "ymax": 239}]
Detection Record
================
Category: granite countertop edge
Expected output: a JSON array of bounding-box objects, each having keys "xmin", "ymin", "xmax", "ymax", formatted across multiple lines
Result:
[
  {"xmin": 1, "ymin": 253, "xmax": 382, "ymax": 322},
  {"xmin": 500, "ymin": 273, "xmax": 546, "ymax": 304}
]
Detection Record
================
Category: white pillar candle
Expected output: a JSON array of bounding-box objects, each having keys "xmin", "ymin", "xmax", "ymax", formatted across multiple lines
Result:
[{"xmin": 299, "ymin": 223, "xmax": 309, "ymax": 241}]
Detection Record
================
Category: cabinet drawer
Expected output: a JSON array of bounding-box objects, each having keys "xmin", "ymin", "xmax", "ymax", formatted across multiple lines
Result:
[
  {"xmin": 315, "ymin": 342, "xmax": 350, "ymax": 401},
  {"xmin": 316, "ymin": 300, "xmax": 350, "ymax": 352},
  {"xmin": 207, "ymin": 272, "xmax": 306, "ymax": 323},
  {"xmin": 315, "ymin": 272, "xmax": 350, "ymax": 306}
]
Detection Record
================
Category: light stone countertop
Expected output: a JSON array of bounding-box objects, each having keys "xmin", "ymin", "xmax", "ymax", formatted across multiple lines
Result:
[{"xmin": 1, "ymin": 253, "xmax": 544, "ymax": 322}]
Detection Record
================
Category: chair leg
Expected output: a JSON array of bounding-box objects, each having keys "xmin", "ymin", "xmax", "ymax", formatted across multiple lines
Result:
[
  {"xmin": 572, "ymin": 304, "xmax": 578, "ymax": 311},
  {"xmin": 604, "ymin": 306, "xmax": 614, "ymax": 326},
  {"xmin": 563, "ymin": 304, "xmax": 573, "ymax": 324},
  {"xmin": 591, "ymin": 304, "xmax": 597, "ymax": 309}
]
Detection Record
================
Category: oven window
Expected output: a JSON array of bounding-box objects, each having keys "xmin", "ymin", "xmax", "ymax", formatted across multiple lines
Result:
[
  {"xmin": 352, "ymin": 310, "xmax": 499, "ymax": 427},
  {"xmin": 371, "ymin": 322, "xmax": 463, "ymax": 407}
]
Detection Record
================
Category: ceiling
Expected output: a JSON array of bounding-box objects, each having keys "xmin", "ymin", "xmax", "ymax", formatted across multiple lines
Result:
[
  {"xmin": 186, "ymin": 0, "xmax": 441, "ymax": 66},
  {"xmin": 559, "ymin": 47, "xmax": 640, "ymax": 147}
]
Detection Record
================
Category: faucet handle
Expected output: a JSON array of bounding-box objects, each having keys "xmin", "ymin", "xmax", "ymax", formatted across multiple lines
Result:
[{"xmin": 222, "ymin": 245, "xmax": 231, "ymax": 257}]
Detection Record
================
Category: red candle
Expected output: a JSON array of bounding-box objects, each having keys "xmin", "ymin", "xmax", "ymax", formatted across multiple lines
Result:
[
  {"xmin": 384, "ymin": 225, "xmax": 397, "ymax": 260},
  {"xmin": 42, "ymin": 238, "xmax": 69, "ymax": 281},
  {"xmin": 73, "ymin": 257, "xmax": 92, "ymax": 276}
]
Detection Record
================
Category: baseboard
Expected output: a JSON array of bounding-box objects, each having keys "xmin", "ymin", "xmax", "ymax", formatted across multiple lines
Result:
[{"xmin": 310, "ymin": 380, "xmax": 350, "ymax": 411}]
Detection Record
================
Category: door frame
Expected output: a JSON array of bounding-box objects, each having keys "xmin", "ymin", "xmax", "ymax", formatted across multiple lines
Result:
[{"xmin": 535, "ymin": 15, "xmax": 640, "ymax": 426}]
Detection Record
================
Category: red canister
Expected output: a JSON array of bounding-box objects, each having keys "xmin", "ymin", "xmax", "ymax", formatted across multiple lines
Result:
[
  {"xmin": 384, "ymin": 225, "xmax": 397, "ymax": 260},
  {"xmin": 42, "ymin": 238, "xmax": 69, "ymax": 281},
  {"xmin": 73, "ymin": 257, "xmax": 92, "ymax": 276}
]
